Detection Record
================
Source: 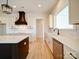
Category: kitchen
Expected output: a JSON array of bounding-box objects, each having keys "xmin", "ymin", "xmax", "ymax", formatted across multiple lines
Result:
[{"xmin": 0, "ymin": 0, "xmax": 79, "ymax": 59}]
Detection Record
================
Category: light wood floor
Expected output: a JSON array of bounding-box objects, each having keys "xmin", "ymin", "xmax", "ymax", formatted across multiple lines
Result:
[{"xmin": 26, "ymin": 39, "xmax": 54, "ymax": 59}]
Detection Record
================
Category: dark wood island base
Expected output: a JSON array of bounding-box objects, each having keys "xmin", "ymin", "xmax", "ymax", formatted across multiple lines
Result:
[{"xmin": 0, "ymin": 37, "xmax": 29, "ymax": 59}]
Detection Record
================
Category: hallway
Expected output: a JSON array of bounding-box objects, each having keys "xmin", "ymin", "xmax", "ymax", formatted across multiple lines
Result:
[{"xmin": 26, "ymin": 39, "xmax": 54, "ymax": 59}]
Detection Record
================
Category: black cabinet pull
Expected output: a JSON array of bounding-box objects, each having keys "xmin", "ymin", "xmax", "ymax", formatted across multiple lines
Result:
[{"xmin": 70, "ymin": 53, "xmax": 77, "ymax": 59}]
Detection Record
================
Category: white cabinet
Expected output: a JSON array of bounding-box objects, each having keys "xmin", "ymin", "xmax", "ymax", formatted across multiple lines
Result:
[
  {"xmin": 45, "ymin": 33, "xmax": 53, "ymax": 53},
  {"xmin": 64, "ymin": 45, "xmax": 79, "ymax": 59},
  {"xmin": 69, "ymin": 0, "xmax": 79, "ymax": 24}
]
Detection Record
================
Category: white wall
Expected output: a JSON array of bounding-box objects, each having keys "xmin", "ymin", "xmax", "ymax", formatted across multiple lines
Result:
[
  {"xmin": 0, "ymin": 12, "xmax": 48, "ymax": 41},
  {"xmin": 52, "ymin": 0, "xmax": 68, "ymax": 15},
  {"xmin": 36, "ymin": 19, "xmax": 43, "ymax": 38},
  {"xmin": 47, "ymin": 0, "xmax": 79, "ymax": 58},
  {"xmin": 48, "ymin": 0, "xmax": 68, "ymax": 29},
  {"xmin": 44, "ymin": 15, "xmax": 49, "ymax": 32},
  {"xmin": 49, "ymin": 14, "xmax": 54, "ymax": 28},
  {"xmin": 51, "ymin": 0, "xmax": 79, "ymax": 30}
]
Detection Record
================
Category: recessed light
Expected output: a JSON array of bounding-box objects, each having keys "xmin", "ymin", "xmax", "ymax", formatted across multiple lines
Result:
[{"xmin": 38, "ymin": 4, "xmax": 41, "ymax": 7}]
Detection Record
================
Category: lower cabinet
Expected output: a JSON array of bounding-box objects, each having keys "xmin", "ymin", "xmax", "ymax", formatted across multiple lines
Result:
[
  {"xmin": 0, "ymin": 37, "xmax": 29, "ymax": 59},
  {"xmin": 53, "ymin": 38, "xmax": 64, "ymax": 59},
  {"xmin": 18, "ymin": 37, "xmax": 29, "ymax": 59}
]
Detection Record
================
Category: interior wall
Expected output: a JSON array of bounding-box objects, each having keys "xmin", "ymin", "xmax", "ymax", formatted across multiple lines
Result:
[
  {"xmin": 48, "ymin": 14, "xmax": 55, "ymax": 28},
  {"xmin": 49, "ymin": 0, "xmax": 68, "ymax": 29},
  {"xmin": 48, "ymin": 0, "xmax": 79, "ymax": 56},
  {"xmin": 52, "ymin": 0, "xmax": 68, "ymax": 15},
  {"xmin": 74, "ymin": 24, "xmax": 79, "ymax": 30},
  {"xmin": 0, "ymin": 12, "xmax": 47, "ymax": 41},
  {"xmin": 36, "ymin": 19, "xmax": 44, "ymax": 39},
  {"xmin": 51, "ymin": 0, "xmax": 79, "ymax": 30}
]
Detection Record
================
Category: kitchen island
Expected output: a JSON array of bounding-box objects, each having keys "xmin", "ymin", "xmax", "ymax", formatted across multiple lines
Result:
[{"xmin": 0, "ymin": 34, "xmax": 29, "ymax": 59}]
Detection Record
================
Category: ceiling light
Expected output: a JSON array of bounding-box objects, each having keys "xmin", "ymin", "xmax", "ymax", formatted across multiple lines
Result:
[
  {"xmin": 1, "ymin": 0, "xmax": 13, "ymax": 14},
  {"xmin": 38, "ymin": 4, "xmax": 41, "ymax": 7}
]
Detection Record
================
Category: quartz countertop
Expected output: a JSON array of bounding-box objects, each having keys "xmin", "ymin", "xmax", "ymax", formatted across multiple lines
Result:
[
  {"xmin": 46, "ymin": 32, "xmax": 79, "ymax": 53},
  {"xmin": 0, "ymin": 34, "xmax": 29, "ymax": 43}
]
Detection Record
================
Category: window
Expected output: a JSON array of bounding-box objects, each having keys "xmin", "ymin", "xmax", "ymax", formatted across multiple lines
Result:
[{"xmin": 54, "ymin": 6, "xmax": 73, "ymax": 29}]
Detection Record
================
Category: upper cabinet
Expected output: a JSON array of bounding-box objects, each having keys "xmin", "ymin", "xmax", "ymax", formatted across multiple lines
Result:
[{"xmin": 69, "ymin": 0, "xmax": 79, "ymax": 24}]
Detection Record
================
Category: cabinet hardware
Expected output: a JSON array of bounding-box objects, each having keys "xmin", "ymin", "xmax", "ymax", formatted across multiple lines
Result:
[
  {"xmin": 24, "ymin": 42, "xmax": 26, "ymax": 45},
  {"xmin": 70, "ymin": 53, "xmax": 77, "ymax": 59}
]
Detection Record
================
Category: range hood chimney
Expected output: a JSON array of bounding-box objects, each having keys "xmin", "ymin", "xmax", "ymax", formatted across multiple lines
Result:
[{"xmin": 15, "ymin": 11, "xmax": 27, "ymax": 25}]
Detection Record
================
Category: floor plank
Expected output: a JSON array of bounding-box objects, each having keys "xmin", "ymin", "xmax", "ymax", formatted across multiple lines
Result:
[{"xmin": 26, "ymin": 39, "xmax": 54, "ymax": 59}]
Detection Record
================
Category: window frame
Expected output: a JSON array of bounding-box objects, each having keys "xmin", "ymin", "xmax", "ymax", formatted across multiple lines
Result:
[{"xmin": 54, "ymin": 5, "xmax": 73, "ymax": 29}]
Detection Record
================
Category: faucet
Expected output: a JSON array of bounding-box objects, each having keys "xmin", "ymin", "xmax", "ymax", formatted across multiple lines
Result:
[{"xmin": 53, "ymin": 28, "xmax": 60, "ymax": 35}]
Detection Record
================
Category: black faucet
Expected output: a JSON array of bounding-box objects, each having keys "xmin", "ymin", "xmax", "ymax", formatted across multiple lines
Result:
[{"xmin": 53, "ymin": 28, "xmax": 60, "ymax": 35}]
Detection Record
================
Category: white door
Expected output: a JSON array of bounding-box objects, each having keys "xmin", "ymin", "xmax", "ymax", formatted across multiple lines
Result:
[{"xmin": 36, "ymin": 19, "xmax": 44, "ymax": 39}]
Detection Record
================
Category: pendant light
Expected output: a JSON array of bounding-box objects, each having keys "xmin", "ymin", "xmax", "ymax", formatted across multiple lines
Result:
[{"xmin": 1, "ymin": 0, "xmax": 13, "ymax": 14}]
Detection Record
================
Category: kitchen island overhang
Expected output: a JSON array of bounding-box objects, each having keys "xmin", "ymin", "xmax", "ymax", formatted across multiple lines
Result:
[{"xmin": 0, "ymin": 34, "xmax": 29, "ymax": 59}]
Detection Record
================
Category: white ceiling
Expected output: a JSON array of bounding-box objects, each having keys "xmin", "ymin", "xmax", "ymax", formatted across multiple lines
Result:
[{"xmin": 0, "ymin": 0, "xmax": 58, "ymax": 14}]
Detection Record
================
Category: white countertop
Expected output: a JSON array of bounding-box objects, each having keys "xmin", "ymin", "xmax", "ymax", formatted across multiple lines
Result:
[
  {"xmin": 46, "ymin": 32, "xmax": 79, "ymax": 53},
  {"xmin": 0, "ymin": 34, "xmax": 29, "ymax": 43}
]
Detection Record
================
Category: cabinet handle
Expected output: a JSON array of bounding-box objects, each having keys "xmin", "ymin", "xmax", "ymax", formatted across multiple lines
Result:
[
  {"xmin": 24, "ymin": 42, "xmax": 26, "ymax": 45},
  {"xmin": 70, "ymin": 53, "xmax": 77, "ymax": 59}
]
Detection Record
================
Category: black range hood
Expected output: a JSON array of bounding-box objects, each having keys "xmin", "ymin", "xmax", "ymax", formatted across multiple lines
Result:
[{"xmin": 15, "ymin": 11, "xmax": 27, "ymax": 25}]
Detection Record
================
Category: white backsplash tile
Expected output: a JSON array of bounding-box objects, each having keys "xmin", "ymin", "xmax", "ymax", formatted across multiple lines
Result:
[{"xmin": 59, "ymin": 29, "xmax": 79, "ymax": 39}]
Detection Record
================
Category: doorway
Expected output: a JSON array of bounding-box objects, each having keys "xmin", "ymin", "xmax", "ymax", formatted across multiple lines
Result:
[{"xmin": 36, "ymin": 19, "xmax": 44, "ymax": 40}]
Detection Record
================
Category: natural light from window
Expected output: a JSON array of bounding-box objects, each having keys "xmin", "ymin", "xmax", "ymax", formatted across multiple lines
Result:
[{"xmin": 54, "ymin": 6, "xmax": 73, "ymax": 29}]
